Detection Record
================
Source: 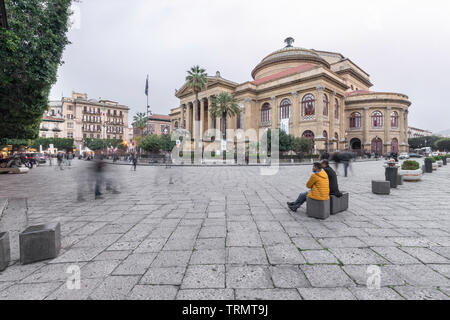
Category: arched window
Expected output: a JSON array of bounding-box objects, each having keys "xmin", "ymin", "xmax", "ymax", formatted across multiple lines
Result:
[
  {"xmin": 174, "ymin": 121, "xmax": 179, "ymax": 129},
  {"xmin": 334, "ymin": 98, "xmax": 339, "ymax": 120},
  {"xmin": 371, "ymin": 111, "xmax": 383, "ymax": 128},
  {"xmin": 323, "ymin": 130, "xmax": 328, "ymax": 139},
  {"xmin": 334, "ymin": 132, "xmax": 339, "ymax": 141},
  {"xmin": 323, "ymin": 94, "xmax": 329, "ymax": 117},
  {"xmin": 261, "ymin": 103, "xmax": 271, "ymax": 123},
  {"xmin": 392, "ymin": 138, "xmax": 399, "ymax": 153},
  {"xmin": 302, "ymin": 94, "xmax": 315, "ymax": 116},
  {"xmin": 391, "ymin": 111, "xmax": 399, "ymax": 128},
  {"xmin": 302, "ymin": 130, "xmax": 315, "ymax": 140},
  {"xmin": 350, "ymin": 112, "xmax": 361, "ymax": 129},
  {"xmin": 280, "ymin": 99, "xmax": 291, "ymax": 119}
]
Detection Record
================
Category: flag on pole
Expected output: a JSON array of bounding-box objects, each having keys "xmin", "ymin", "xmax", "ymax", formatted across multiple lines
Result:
[{"xmin": 145, "ymin": 75, "xmax": 149, "ymax": 96}]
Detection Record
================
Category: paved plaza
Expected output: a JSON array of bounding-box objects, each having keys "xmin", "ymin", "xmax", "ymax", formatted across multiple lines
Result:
[{"xmin": 0, "ymin": 160, "xmax": 450, "ymax": 300}]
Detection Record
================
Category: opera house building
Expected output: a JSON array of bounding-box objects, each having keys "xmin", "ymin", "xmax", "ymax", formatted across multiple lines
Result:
[{"xmin": 170, "ymin": 38, "xmax": 411, "ymax": 154}]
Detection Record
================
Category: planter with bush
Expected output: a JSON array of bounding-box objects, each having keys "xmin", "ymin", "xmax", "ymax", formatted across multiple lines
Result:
[
  {"xmin": 434, "ymin": 156, "xmax": 443, "ymax": 167},
  {"xmin": 399, "ymin": 160, "xmax": 422, "ymax": 181}
]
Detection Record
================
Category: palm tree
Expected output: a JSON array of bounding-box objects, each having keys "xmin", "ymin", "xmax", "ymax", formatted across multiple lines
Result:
[
  {"xmin": 185, "ymin": 65, "xmax": 208, "ymax": 136},
  {"xmin": 209, "ymin": 92, "xmax": 241, "ymax": 140},
  {"xmin": 133, "ymin": 112, "xmax": 147, "ymax": 136}
]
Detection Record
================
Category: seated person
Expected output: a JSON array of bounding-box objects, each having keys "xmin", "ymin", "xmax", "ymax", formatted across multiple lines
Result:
[
  {"xmin": 321, "ymin": 159, "xmax": 343, "ymax": 197},
  {"xmin": 287, "ymin": 162, "xmax": 330, "ymax": 212}
]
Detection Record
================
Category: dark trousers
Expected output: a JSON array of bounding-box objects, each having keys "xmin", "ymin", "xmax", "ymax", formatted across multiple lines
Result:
[
  {"xmin": 343, "ymin": 161, "xmax": 349, "ymax": 177},
  {"xmin": 293, "ymin": 191, "xmax": 308, "ymax": 209}
]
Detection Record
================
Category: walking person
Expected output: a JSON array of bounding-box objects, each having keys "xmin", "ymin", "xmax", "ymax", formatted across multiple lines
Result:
[
  {"xmin": 287, "ymin": 162, "xmax": 330, "ymax": 212},
  {"xmin": 67, "ymin": 152, "xmax": 73, "ymax": 166},
  {"xmin": 57, "ymin": 152, "xmax": 63, "ymax": 170},
  {"xmin": 132, "ymin": 154, "xmax": 138, "ymax": 171}
]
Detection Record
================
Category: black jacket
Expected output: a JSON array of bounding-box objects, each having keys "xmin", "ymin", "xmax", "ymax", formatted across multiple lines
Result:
[{"xmin": 323, "ymin": 166, "xmax": 342, "ymax": 197}]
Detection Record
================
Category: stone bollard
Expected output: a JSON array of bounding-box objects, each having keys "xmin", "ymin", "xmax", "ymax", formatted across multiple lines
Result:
[
  {"xmin": 397, "ymin": 175, "xmax": 404, "ymax": 186},
  {"xmin": 372, "ymin": 180, "xmax": 390, "ymax": 195},
  {"xmin": 0, "ymin": 232, "xmax": 11, "ymax": 272},
  {"xmin": 19, "ymin": 223, "xmax": 61, "ymax": 265},
  {"xmin": 330, "ymin": 192, "xmax": 349, "ymax": 215},
  {"xmin": 306, "ymin": 198, "xmax": 330, "ymax": 220}
]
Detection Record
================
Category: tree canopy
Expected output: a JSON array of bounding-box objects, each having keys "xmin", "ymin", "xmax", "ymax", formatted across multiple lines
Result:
[
  {"xmin": 408, "ymin": 135, "xmax": 442, "ymax": 150},
  {"xmin": 186, "ymin": 65, "xmax": 207, "ymax": 95},
  {"xmin": 435, "ymin": 138, "xmax": 450, "ymax": 151},
  {"xmin": 0, "ymin": 0, "xmax": 73, "ymax": 139}
]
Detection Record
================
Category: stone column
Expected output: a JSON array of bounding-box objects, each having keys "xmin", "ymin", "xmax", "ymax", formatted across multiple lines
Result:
[
  {"xmin": 363, "ymin": 107, "xmax": 370, "ymax": 151},
  {"xmin": 329, "ymin": 92, "xmax": 336, "ymax": 151},
  {"xmin": 271, "ymin": 96, "xmax": 277, "ymax": 129},
  {"xmin": 315, "ymin": 87, "xmax": 324, "ymax": 152},
  {"xmin": 200, "ymin": 99, "xmax": 205, "ymax": 139},
  {"xmin": 291, "ymin": 92, "xmax": 299, "ymax": 137},
  {"xmin": 186, "ymin": 104, "xmax": 192, "ymax": 135},
  {"xmin": 181, "ymin": 105, "xmax": 185, "ymax": 129},
  {"xmin": 404, "ymin": 109, "xmax": 409, "ymax": 151},
  {"xmin": 385, "ymin": 106, "xmax": 392, "ymax": 151},
  {"xmin": 207, "ymin": 97, "xmax": 212, "ymax": 130}
]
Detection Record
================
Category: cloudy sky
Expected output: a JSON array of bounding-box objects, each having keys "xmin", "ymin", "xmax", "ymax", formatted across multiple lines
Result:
[{"xmin": 50, "ymin": 0, "xmax": 450, "ymax": 132}]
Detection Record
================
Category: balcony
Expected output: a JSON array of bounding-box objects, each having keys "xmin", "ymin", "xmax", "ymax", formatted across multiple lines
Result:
[
  {"xmin": 40, "ymin": 127, "xmax": 49, "ymax": 131},
  {"xmin": 53, "ymin": 128, "xmax": 62, "ymax": 132}
]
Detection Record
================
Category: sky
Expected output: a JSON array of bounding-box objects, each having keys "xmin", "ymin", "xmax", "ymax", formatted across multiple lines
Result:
[{"xmin": 50, "ymin": 0, "xmax": 450, "ymax": 132}]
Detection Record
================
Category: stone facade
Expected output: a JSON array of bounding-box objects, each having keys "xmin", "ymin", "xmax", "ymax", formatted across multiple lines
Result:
[
  {"xmin": 408, "ymin": 126, "xmax": 433, "ymax": 139},
  {"xmin": 39, "ymin": 101, "xmax": 66, "ymax": 139},
  {"xmin": 134, "ymin": 114, "xmax": 171, "ymax": 138},
  {"xmin": 170, "ymin": 39, "xmax": 411, "ymax": 154},
  {"xmin": 61, "ymin": 92, "xmax": 129, "ymax": 150}
]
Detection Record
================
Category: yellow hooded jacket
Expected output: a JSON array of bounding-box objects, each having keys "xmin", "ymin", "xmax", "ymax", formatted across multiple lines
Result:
[{"xmin": 306, "ymin": 169, "xmax": 330, "ymax": 201}]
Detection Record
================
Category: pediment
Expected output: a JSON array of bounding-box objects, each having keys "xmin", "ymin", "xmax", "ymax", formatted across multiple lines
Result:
[{"xmin": 175, "ymin": 76, "xmax": 239, "ymax": 98}]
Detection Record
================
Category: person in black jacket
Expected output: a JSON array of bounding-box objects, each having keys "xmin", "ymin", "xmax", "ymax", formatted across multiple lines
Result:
[{"xmin": 321, "ymin": 159, "xmax": 342, "ymax": 197}]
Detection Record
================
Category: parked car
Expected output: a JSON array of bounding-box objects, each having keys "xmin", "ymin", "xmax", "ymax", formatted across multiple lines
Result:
[
  {"xmin": 408, "ymin": 153, "xmax": 423, "ymax": 158},
  {"xmin": 35, "ymin": 153, "xmax": 46, "ymax": 164},
  {"xmin": 26, "ymin": 153, "xmax": 46, "ymax": 164},
  {"xmin": 432, "ymin": 152, "xmax": 439, "ymax": 157},
  {"xmin": 399, "ymin": 153, "xmax": 410, "ymax": 160}
]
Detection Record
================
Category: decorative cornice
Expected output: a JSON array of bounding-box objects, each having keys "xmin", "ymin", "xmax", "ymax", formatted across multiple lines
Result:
[
  {"xmin": 345, "ymin": 98, "xmax": 411, "ymax": 107},
  {"xmin": 335, "ymin": 68, "xmax": 373, "ymax": 87}
]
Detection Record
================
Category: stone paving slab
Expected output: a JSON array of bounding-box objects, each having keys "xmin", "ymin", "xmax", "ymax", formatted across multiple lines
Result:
[{"xmin": 0, "ymin": 160, "xmax": 449, "ymax": 299}]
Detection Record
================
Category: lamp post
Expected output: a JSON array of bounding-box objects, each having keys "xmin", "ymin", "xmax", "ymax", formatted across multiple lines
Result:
[{"xmin": 163, "ymin": 127, "xmax": 169, "ymax": 167}]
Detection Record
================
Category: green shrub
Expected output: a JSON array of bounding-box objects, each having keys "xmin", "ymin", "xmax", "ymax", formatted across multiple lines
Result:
[
  {"xmin": 401, "ymin": 160, "xmax": 420, "ymax": 171},
  {"xmin": 434, "ymin": 156, "xmax": 442, "ymax": 161},
  {"xmin": 426, "ymin": 157, "xmax": 436, "ymax": 163}
]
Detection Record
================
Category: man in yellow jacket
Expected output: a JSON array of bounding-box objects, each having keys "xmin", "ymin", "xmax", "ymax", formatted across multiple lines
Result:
[{"xmin": 288, "ymin": 162, "xmax": 330, "ymax": 212}]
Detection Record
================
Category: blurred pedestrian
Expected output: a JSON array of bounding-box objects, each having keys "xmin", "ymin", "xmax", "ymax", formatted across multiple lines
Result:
[
  {"xmin": 67, "ymin": 152, "xmax": 73, "ymax": 166},
  {"xmin": 132, "ymin": 154, "xmax": 137, "ymax": 171},
  {"xmin": 57, "ymin": 152, "xmax": 63, "ymax": 170}
]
